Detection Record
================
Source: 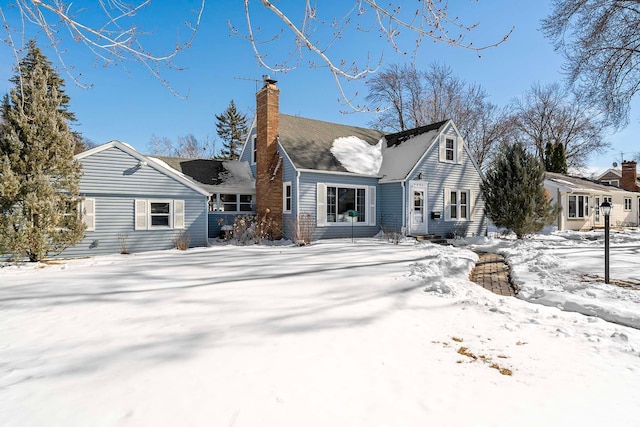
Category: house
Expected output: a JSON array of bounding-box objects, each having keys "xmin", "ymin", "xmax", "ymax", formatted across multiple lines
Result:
[
  {"xmin": 545, "ymin": 172, "xmax": 640, "ymax": 231},
  {"xmin": 237, "ymin": 78, "xmax": 487, "ymax": 241},
  {"xmin": 61, "ymin": 141, "xmax": 210, "ymax": 257},
  {"xmin": 597, "ymin": 161, "xmax": 640, "ymax": 191},
  {"xmin": 151, "ymin": 156, "xmax": 255, "ymax": 238}
]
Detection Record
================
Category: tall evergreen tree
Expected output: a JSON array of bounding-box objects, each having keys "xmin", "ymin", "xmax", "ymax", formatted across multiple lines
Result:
[
  {"xmin": 544, "ymin": 141, "xmax": 568, "ymax": 174},
  {"xmin": 215, "ymin": 100, "xmax": 248, "ymax": 160},
  {"xmin": 0, "ymin": 40, "xmax": 84, "ymax": 261},
  {"xmin": 481, "ymin": 143, "xmax": 559, "ymax": 239}
]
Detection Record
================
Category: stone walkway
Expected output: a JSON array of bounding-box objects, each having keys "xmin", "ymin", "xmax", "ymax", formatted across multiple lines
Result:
[{"xmin": 469, "ymin": 252, "xmax": 518, "ymax": 297}]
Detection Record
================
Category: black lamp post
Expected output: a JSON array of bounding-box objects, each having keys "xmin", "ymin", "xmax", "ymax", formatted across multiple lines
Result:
[{"xmin": 600, "ymin": 200, "xmax": 612, "ymax": 284}]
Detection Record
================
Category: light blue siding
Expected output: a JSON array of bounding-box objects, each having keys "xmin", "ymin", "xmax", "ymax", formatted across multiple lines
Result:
[
  {"xmin": 407, "ymin": 124, "xmax": 487, "ymax": 237},
  {"xmin": 298, "ymin": 171, "xmax": 380, "ymax": 240},
  {"xmin": 378, "ymin": 182, "xmax": 404, "ymax": 233},
  {"xmin": 240, "ymin": 125, "xmax": 257, "ymax": 177},
  {"xmin": 61, "ymin": 146, "xmax": 208, "ymax": 257}
]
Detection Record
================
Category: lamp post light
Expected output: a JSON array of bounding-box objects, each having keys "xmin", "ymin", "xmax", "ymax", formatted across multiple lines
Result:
[{"xmin": 600, "ymin": 200, "xmax": 612, "ymax": 284}]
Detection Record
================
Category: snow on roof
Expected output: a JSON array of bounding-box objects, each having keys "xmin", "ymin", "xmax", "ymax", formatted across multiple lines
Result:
[
  {"xmin": 147, "ymin": 157, "xmax": 191, "ymax": 180},
  {"xmin": 217, "ymin": 161, "xmax": 255, "ymax": 189},
  {"xmin": 378, "ymin": 129, "xmax": 440, "ymax": 182},
  {"xmin": 330, "ymin": 136, "xmax": 383, "ymax": 176}
]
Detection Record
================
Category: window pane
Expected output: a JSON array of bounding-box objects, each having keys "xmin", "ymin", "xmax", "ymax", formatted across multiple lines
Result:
[
  {"xmin": 451, "ymin": 205, "xmax": 457, "ymax": 219},
  {"xmin": 240, "ymin": 194, "xmax": 252, "ymax": 203},
  {"xmin": 150, "ymin": 203, "xmax": 170, "ymax": 214},
  {"xmin": 356, "ymin": 188, "xmax": 366, "ymax": 222},
  {"xmin": 446, "ymin": 139, "xmax": 455, "ymax": 161},
  {"xmin": 151, "ymin": 215, "xmax": 170, "ymax": 226},
  {"xmin": 221, "ymin": 194, "xmax": 237, "ymax": 202},
  {"xmin": 338, "ymin": 188, "xmax": 355, "ymax": 215},
  {"xmin": 327, "ymin": 187, "xmax": 337, "ymax": 222},
  {"xmin": 568, "ymin": 196, "xmax": 576, "ymax": 218}
]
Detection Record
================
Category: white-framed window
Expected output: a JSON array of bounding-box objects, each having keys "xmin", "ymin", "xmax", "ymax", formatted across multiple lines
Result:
[
  {"xmin": 208, "ymin": 193, "xmax": 254, "ymax": 212},
  {"xmin": 80, "ymin": 198, "xmax": 95, "ymax": 231},
  {"xmin": 624, "ymin": 197, "xmax": 632, "ymax": 211},
  {"xmin": 135, "ymin": 199, "xmax": 185, "ymax": 230},
  {"xmin": 603, "ymin": 179, "xmax": 620, "ymax": 187},
  {"xmin": 283, "ymin": 182, "xmax": 292, "ymax": 213},
  {"xmin": 439, "ymin": 134, "xmax": 464, "ymax": 164},
  {"xmin": 316, "ymin": 184, "xmax": 376, "ymax": 226},
  {"xmin": 444, "ymin": 189, "xmax": 471, "ymax": 221},
  {"xmin": 568, "ymin": 195, "xmax": 589, "ymax": 219}
]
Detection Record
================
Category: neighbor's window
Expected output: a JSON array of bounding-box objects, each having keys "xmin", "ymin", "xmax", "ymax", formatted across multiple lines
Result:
[
  {"xmin": 568, "ymin": 195, "xmax": 589, "ymax": 219},
  {"xmin": 326, "ymin": 186, "xmax": 366, "ymax": 223},
  {"xmin": 624, "ymin": 197, "xmax": 632, "ymax": 211},
  {"xmin": 239, "ymin": 195, "xmax": 253, "ymax": 212},
  {"xmin": 150, "ymin": 202, "xmax": 171, "ymax": 227},
  {"xmin": 447, "ymin": 190, "xmax": 469, "ymax": 220}
]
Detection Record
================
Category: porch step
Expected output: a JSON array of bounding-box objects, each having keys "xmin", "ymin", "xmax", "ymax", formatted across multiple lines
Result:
[{"xmin": 414, "ymin": 234, "xmax": 447, "ymax": 244}]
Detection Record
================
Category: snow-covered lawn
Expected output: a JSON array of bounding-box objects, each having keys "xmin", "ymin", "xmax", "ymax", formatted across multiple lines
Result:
[{"xmin": 1, "ymin": 234, "xmax": 639, "ymax": 426}]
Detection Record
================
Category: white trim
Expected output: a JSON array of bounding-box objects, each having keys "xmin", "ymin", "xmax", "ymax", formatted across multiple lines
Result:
[
  {"xmin": 174, "ymin": 200, "xmax": 185, "ymax": 229},
  {"xmin": 368, "ymin": 186, "xmax": 377, "ymax": 226},
  {"xmin": 283, "ymin": 181, "xmax": 292, "ymax": 213},
  {"xmin": 148, "ymin": 199, "xmax": 173, "ymax": 229},
  {"xmin": 317, "ymin": 182, "xmax": 372, "ymax": 226},
  {"xmin": 80, "ymin": 198, "xmax": 95, "ymax": 231},
  {"xmin": 238, "ymin": 116, "xmax": 257, "ymax": 162},
  {"xmin": 135, "ymin": 199, "xmax": 147, "ymax": 230},
  {"xmin": 444, "ymin": 188, "xmax": 471, "ymax": 222},
  {"xmin": 297, "ymin": 168, "xmax": 381, "ymax": 178},
  {"xmin": 317, "ymin": 183, "xmax": 327, "ymax": 226}
]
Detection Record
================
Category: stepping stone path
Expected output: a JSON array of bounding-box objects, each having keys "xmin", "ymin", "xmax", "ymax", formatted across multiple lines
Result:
[{"xmin": 469, "ymin": 251, "xmax": 518, "ymax": 297}]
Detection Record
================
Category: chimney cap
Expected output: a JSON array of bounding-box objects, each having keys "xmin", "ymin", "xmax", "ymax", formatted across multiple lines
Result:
[{"xmin": 262, "ymin": 74, "xmax": 278, "ymax": 86}]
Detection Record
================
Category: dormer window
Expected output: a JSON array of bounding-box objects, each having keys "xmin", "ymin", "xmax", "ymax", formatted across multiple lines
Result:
[
  {"xmin": 439, "ymin": 134, "xmax": 463, "ymax": 164},
  {"xmin": 445, "ymin": 138, "xmax": 455, "ymax": 161}
]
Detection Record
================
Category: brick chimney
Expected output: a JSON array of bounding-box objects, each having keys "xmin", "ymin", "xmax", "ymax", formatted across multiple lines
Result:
[
  {"xmin": 621, "ymin": 160, "xmax": 639, "ymax": 192},
  {"xmin": 255, "ymin": 76, "xmax": 283, "ymax": 238}
]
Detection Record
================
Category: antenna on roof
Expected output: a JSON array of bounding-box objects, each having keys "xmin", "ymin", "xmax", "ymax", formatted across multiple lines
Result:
[{"xmin": 234, "ymin": 76, "xmax": 262, "ymax": 92}]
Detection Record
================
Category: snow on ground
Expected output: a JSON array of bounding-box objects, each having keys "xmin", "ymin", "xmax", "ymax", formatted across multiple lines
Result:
[
  {"xmin": 467, "ymin": 230, "xmax": 640, "ymax": 329},
  {"xmin": 1, "ymin": 235, "xmax": 640, "ymax": 426}
]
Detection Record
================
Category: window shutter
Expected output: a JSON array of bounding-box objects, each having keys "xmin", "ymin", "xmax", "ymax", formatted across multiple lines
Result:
[
  {"xmin": 135, "ymin": 199, "xmax": 147, "ymax": 230},
  {"xmin": 457, "ymin": 136, "xmax": 464, "ymax": 164},
  {"xmin": 468, "ymin": 191, "xmax": 474, "ymax": 222},
  {"xmin": 439, "ymin": 135, "xmax": 446, "ymax": 162},
  {"xmin": 82, "ymin": 198, "xmax": 95, "ymax": 231},
  {"xmin": 317, "ymin": 183, "xmax": 327, "ymax": 226},
  {"xmin": 444, "ymin": 188, "xmax": 451, "ymax": 221},
  {"xmin": 368, "ymin": 186, "xmax": 377, "ymax": 226},
  {"xmin": 174, "ymin": 200, "xmax": 185, "ymax": 229}
]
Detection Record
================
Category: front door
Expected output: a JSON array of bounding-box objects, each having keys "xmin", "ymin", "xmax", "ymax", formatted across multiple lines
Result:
[{"xmin": 409, "ymin": 181, "xmax": 428, "ymax": 235}]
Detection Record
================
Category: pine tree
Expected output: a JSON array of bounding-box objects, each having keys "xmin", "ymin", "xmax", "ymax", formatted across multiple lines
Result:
[
  {"xmin": 215, "ymin": 100, "xmax": 248, "ymax": 160},
  {"xmin": 481, "ymin": 143, "xmax": 559, "ymax": 239},
  {"xmin": 0, "ymin": 40, "xmax": 84, "ymax": 261},
  {"xmin": 544, "ymin": 141, "xmax": 568, "ymax": 174}
]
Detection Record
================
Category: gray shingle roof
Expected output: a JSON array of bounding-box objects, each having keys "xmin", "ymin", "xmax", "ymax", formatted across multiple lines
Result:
[
  {"xmin": 278, "ymin": 114, "xmax": 386, "ymax": 172},
  {"xmin": 545, "ymin": 172, "xmax": 634, "ymax": 193}
]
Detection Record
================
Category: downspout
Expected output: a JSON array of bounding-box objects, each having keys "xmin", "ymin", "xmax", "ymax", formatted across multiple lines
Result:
[
  {"xmin": 205, "ymin": 196, "xmax": 210, "ymax": 245},
  {"xmin": 401, "ymin": 181, "xmax": 406, "ymax": 235},
  {"xmin": 296, "ymin": 169, "xmax": 301, "ymax": 223}
]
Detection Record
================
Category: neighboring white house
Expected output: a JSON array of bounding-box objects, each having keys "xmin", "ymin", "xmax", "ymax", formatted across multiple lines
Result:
[{"xmin": 545, "ymin": 172, "xmax": 640, "ymax": 231}]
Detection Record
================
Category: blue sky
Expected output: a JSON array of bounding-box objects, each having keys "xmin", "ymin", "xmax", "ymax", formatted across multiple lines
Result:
[{"xmin": 0, "ymin": 1, "xmax": 637, "ymax": 173}]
